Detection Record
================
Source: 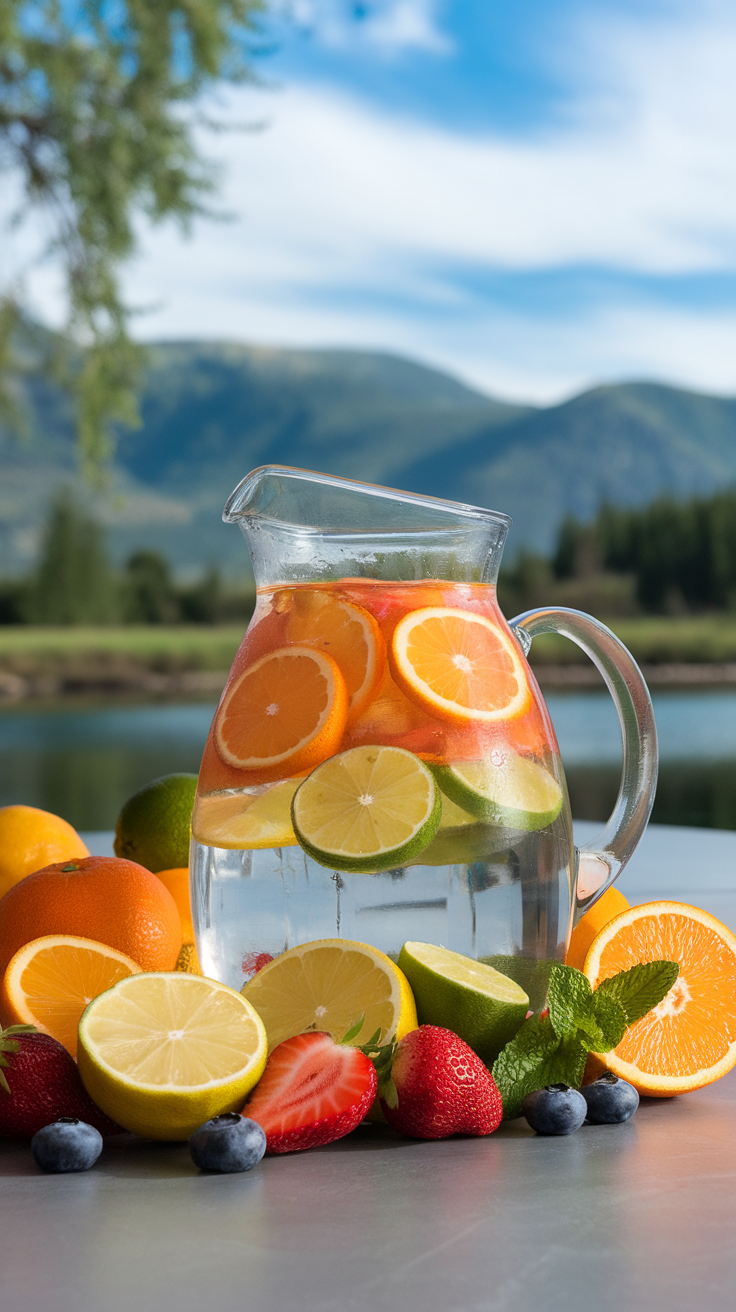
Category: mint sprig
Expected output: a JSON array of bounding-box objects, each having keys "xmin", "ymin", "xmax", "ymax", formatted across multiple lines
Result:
[{"xmin": 492, "ymin": 959, "xmax": 678, "ymax": 1120}]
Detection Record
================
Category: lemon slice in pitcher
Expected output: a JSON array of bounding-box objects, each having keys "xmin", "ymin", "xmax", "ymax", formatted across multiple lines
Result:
[
  {"xmin": 291, "ymin": 745, "xmax": 441, "ymax": 872},
  {"xmin": 432, "ymin": 754, "xmax": 563, "ymax": 831},
  {"xmin": 192, "ymin": 781, "xmax": 300, "ymax": 849}
]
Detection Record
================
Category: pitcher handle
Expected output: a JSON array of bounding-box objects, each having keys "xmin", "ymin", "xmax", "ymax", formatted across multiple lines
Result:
[{"xmin": 509, "ymin": 607, "xmax": 658, "ymax": 923}]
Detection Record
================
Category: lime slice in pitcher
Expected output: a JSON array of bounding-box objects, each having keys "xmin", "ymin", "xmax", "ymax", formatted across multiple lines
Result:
[
  {"xmin": 291, "ymin": 745, "xmax": 441, "ymax": 872},
  {"xmin": 432, "ymin": 753, "xmax": 563, "ymax": 831}
]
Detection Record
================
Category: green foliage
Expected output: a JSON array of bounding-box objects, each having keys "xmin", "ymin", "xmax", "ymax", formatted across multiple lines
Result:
[
  {"xmin": 561, "ymin": 491, "xmax": 736, "ymax": 613},
  {"xmin": 122, "ymin": 550, "xmax": 179, "ymax": 624},
  {"xmin": 28, "ymin": 488, "xmax": 118, "ymax": 624},
  {"xmin": 0, "ymin": 0, "xmax": 264, "ymax": 471}
]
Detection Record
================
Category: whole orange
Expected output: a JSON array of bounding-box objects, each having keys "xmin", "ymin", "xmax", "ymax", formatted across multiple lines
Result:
[
  {"xmin": 565, "ymin": 885, "xmax": 630, "ymax": 971},
  {"xmin": 0, "ymin": 805, "xmax": 89, "ymax": 900},
  {"xmin": 0, "ymin": 855, "xmax": 182, "ymax": 978},
  {"xmin": 153, "ymin": 867, "xmax": 194, "ymax": 941}
]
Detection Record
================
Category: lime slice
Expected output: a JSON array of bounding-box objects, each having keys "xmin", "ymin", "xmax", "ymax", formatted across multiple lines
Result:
[
  {"xmin": 291, "ymin": 745, "xmax": 441, "ymax": 873},
  {"xmin": 191, "ymin": 780, "xmax": 300, "ymax": 849},
  {"xmin": 411, "ymin": 823, "xmax": 516, "ymax": 868},
  {"xmin": 432, "ymin": 754, "xmax": 563, "ymax": 831},
  {"xmin": 398, "ymin": 941, "xmax": 529, "ymax": 1066}
]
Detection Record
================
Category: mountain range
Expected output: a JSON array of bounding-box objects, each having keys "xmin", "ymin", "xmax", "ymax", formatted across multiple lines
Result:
[{"xmin": 3, "ymin": 340, "xmax": 736, "ymax": 579}]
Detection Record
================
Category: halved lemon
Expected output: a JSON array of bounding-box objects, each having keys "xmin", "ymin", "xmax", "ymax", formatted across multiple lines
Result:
[
  {"xmin": 432, "ymin": 754, "xmax": 563, "ymax": 830},
  {"xmin": 191, "ymin": 780, "xmax": 300, "ymax": 849},
  {"xmin": 0, "ymin": 934, "xmax": 142, "ymax": 1059},
  {"xmin": 390, "ymin": 607, "xmax": 531, "ymax": 724},
  {"xmin": 281, "ymin": 588, "xmax": 386, "ymax": 723},
  {"xmin": 241, "ymin": 937, "xmax": 417, "ymax": 1051},
  {"xmin": 584, "ymin": 901, "xmax": 736, "ymax": 1096},
  {"xmin": 77, "ymin": 973, "xmax": 267, "ymax": 1139},
  {"xmin": 214, "ymin": 646, "xmax": 348, "ymax": 778},
  {"xmin": 291, "ymin": 744, "xmax": 441, "ymax": 872}
]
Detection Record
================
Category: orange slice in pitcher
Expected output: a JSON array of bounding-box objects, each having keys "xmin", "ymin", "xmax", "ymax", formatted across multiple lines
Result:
[
  {"xmin": 584, "ymin": 902, "xmax": 736, "ymax": 1096},
  {"xmin": 281, "ymin": 589, "xmax": 386, "ymax": 723},
  {"xmin": 215, "ymin": 646, "xmax": 348, "ymax": 777},
  {"xmin": 1, "ymin": 934, "xmax": 142, "ymax": 1059},
  {"xmin": 390, "ymin": 607, "xmax": 531, "ymax": 725}
]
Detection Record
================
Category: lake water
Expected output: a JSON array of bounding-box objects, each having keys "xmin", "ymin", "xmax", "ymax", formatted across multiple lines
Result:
[{"xmin": 2, "ymin": 690, "xmax": 736, "ymax": 831}]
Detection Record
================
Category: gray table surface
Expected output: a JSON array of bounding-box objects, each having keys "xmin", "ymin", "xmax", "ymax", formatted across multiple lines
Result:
[{"xmin": 3, "ymin": 822, "xmax": 736, "ymax": 1312}]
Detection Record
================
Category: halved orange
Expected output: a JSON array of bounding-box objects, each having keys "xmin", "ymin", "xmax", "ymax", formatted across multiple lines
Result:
[
  {"xmin": 584, "ymin": 901, "xmax": 736, "ymax": 1096},
  {"xmin": 214, "ymin": 646, "xmax": 348, "ymax": 779},
  {"xmin": 0, "ymin": 934, "xmax": 142, "ymax": 1059},
  {"xmin": 390, "ymin": 607, "xmax": 532, "ymax": 725},
  {"xmin": 280, "ymin": 588, "xmax": 386, "ymax": 723}
]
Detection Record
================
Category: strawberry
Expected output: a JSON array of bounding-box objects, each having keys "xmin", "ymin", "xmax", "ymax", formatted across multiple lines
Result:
[
  {"xmin": 378, "ymin": 1025, "xmax": 503, "ymax": 1140},
  {"xmin": 244, "ymin": 1031, "xmax": 377, "ymax": 1154},
  {"xmin": 0, "ymin": 1025, "xmax": 123, "ymax": 1140}
]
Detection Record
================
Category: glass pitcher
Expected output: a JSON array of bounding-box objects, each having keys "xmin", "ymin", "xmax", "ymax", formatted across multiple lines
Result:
[{"xmin": 190, "ymin": 466, "xmax": 657, "ymax": 1003}]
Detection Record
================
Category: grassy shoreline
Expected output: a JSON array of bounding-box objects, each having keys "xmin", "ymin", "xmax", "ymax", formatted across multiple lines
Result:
[{"xmin": 2, "ymin": 617, "xmax": 736, "ymax": 703}]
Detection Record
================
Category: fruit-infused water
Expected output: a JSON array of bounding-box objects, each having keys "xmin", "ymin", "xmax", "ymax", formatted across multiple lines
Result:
[{"xmin": 191, "ymin": 578, "xmax": 574, "ymax": 996}]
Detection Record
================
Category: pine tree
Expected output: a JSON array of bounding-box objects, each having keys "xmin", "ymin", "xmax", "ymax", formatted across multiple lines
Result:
[{"xmin": 31, "ymin": 489, "xmax": 117, "ymax": 624}]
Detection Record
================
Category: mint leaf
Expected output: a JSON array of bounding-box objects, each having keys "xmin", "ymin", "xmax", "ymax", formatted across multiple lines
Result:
[
  {"xmin": 596, "ymin": 960, "xmax": 679, "ymax": 1026},
  {"xmin": 590, "ymin": 992, "xmax": 628, "ymax": 1050},
  {"xmin": 547, "ymin": 963, "xmax": 593, "ymax": 1038},
  {"xmin": 492, "ymin": 1016, "xmax": 588, "ymax": 1120}
]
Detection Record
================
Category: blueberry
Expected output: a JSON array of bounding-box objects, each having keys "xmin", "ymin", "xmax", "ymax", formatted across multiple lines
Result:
[
  {"xmin": 582, "ymin": 1073, "xmax": 639, "ymax": 1124},
  {"xmin": 31, "ymin": 1118, "xmax": 103, "ymax": 1173},
  {"xmin": 189, "ymin": 1114, "xmax": 267, "ymax": 1173},
  {"xmin": 522, "ymin": 1084, "xmax": 587, "ymax": 1135}
]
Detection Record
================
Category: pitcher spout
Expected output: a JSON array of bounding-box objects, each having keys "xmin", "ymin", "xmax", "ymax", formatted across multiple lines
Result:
[{"xmin": 223, "ymin": 465, "xmax": 511, "ymax": 589}]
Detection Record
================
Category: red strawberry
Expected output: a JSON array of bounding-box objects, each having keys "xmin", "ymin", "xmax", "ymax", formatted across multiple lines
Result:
[
  {"xmin": 0, "ymin": 1026, "xmax": 123, "ymax": 1140},
  {"xmin": 379, "ymin": 1025, "xmax": 502, "ymax": 1140},
  {"xmin": 244, "ymin": 1031, "xmax": 377, "ymax": 1154}
]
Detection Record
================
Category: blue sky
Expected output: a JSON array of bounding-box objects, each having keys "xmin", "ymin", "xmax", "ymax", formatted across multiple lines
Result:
[{"xmin": 13, "ymin": 0, "xmax": 736, "ymax": 402}]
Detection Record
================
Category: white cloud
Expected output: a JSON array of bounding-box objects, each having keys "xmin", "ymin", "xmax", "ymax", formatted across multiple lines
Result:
[{"xmin": 6, "ymin": 2, "xmax": 736, "ymax": 399}]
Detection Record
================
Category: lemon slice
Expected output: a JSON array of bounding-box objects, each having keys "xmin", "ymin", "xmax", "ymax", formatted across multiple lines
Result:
[
  {"xmin": 191, "ymin": 781, "xmax": 300, "ymax": 849},
  {"xmin": 398, "ymin": 941, "xmax": 529, "ymax": 1066},
  {"xmin": 77, "ymin": 973, "xmax": 267, "ymax": 1140},
  {"xmin": 241, "ymin": 937, "xmax": 417, "ymax": 1051},
  {"xmin": 291, "ymin": 744, "xmax": 441, "ymax": 872},
  {"xmin": 432, "ymin": 755, "xmax": 563, "ymax": 831}
]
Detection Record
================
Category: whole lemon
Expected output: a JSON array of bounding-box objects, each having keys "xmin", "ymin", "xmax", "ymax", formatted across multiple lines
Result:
[{"xmin": 0, "ymin": 805, "xmax": 89, "ymax": 900}]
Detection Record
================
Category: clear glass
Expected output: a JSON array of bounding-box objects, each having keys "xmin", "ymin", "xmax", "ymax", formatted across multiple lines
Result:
[{"xmin": 190, "ymin": 466, "xmax": 657, "ymax": 1007}]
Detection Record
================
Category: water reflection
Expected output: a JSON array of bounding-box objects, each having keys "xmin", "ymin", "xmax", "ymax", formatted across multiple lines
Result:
[{"xmin": 2, "ymin": 691, "xmax": 736, "ymax": 831}]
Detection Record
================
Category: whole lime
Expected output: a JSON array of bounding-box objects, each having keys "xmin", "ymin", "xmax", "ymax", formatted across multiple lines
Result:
[{"xmin": 114, "ymin": 774, "xmax": 198, "ymax": 873}]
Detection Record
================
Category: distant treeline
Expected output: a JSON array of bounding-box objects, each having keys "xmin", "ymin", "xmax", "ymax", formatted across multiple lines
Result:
[
  {"xmin": 500, "ymin": 489, "xmax": 736, "ymax": 618},
  {"xmin": 4, "ymin": 486, "xmax": 736, "ymax": 626},
  {"xmin": 0, "ymin": 491, "xmax": 252, "ymax": 626}
]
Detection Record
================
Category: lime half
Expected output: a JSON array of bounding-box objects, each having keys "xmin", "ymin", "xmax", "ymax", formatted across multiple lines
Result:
[
  {"xmin": 432, "ymin": 754, "xmax": 563, "ymax": 831},
  {"xmin": 291, "ymin": 745, "xmax": 441, "ymax": 873},
  {"xmin": 398, "ymin": 941, "xmax": 529, "ymax": 1067}
]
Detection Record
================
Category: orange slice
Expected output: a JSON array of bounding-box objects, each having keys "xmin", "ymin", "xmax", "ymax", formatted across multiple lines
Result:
[
  {"xmin": 0, "ymin": 934, "xmax": 142, "ymax": 1059},
  {"xmin": 565, "ymin": 886, "xmax": 630, "ymax": 971},
  {"xmin": 214, "ymin": 646, "xmax": 348, "ymax": 778},
  {"xmin": 281, "ymin": 589, "xmax": 386, "ymax": 723},
  {"xmin": 583, "ymin": 901, "xmax": 736, "ymax": 1096},
  {"xmin": 390, "ymin": 607, "xmax": 532, "ymax": 725}
]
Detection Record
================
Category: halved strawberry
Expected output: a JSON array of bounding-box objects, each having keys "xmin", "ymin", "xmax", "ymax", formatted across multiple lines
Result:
[{"xmin": 244, "ymin": 1031, "xmax": 377, "ymax": 1154}]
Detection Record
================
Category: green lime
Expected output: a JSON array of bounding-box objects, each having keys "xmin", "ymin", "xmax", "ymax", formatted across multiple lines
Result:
[
  {"xmin": 432, "ymin": 754, "xmax": 563, "ymax": 831},
  {"xmin": 114, "ymin": 773, "xmax": 198, "ymax": 872},
  {"xmin": 409, "ymin": 822, "xmax": 518, "ymax": 868},
  {"xmin": 398, "ymin": 940, "xmax": 529, "ymax": 1067},
  {"xmin": 291, "ymin": 745, "xmax": 441, "ymax": 873}
]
